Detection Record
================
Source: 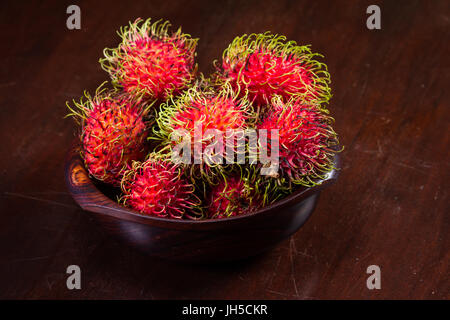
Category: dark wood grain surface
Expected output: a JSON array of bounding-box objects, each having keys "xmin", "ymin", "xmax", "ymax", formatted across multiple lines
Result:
[{"xmin": 0, "ymin": 0, "xmax": 448, "ymax": 299}]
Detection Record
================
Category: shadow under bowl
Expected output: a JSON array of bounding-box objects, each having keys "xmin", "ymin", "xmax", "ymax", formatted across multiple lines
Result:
[{"xmin": 64, "ymin": 146, "xmax": 340, "ymax": 263}]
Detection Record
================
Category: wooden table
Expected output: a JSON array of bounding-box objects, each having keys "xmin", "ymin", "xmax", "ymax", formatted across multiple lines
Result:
[{"xmin": 0, "ymin": 0, "xmax": 448, "ymax": 299}]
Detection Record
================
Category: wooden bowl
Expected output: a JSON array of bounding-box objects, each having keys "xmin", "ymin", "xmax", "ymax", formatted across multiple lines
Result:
[{"xmin": 64, "ymin": 145, "xmax": 340, "ymax": 263}]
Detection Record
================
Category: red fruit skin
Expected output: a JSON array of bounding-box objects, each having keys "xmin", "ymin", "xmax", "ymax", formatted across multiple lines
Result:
[
  {"xmin": 216, "ymin": 34, "xmax": 331, "ymax": 107},
  {"xmin": 257, "ymin": 98, "xmax": 337, "ymax": 185},
  {"xmin": 82, "ymin": 99, "xmax": 147, "ymax": 186},
  {"xmin": 158, "ymin": 89, "xmax": 252, "ymax": 179},
  {"xmin": 171, "ymin": 94, "xmax": 246, "ymax": 145},
  {"xmin": 223, "ymin": 49, "xmax": 315, "ymax": 105},
  {"xmin": 101, "ymin": 19, "xmax": 198, "ymax": 101},
  {"xmin": 207, "ymin": 176, "xmax": 248, "ymax": 219},
  {"xmin": 121, "ymin": 159, "xmax": 198, "ymax": 219},
  {"xmin": 119, "ymin": 38, "xmax": 195, "ymax": 100}
]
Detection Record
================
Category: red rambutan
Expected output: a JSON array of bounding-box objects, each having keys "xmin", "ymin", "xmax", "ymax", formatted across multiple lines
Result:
[
  {"xmin": 214, "ymin": 33, "xmax": 331, "ymax": 106},
  {"xmin": 120, "ymin": 157, "xmax": 200, "ymax": 219},
  {"xmin": 156, "ymin": 83, "xmax": 255, "ymax": 183},
  {"xmin": 100, "ymin": 18, "xmax": 198, "ymax": 101},
  {"xmin": 206, "ymin": 171, "xmax": 261, "ymax": 219},
  {"xmin": 67, "ymin": 85, "xmax": 150, "ymax": 186},
  {"xmin": 257, "ymin": 96, "xmax": 338, "ymax": 187}
]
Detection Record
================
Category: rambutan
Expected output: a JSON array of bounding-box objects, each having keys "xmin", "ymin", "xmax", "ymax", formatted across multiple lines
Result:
[
  {"xmin": 155, "ymin": 83, "xmax": 255, "ymax": 183},
  {"xmin": 120, "ymin": 157, "xmax": 200, "ymax": 219},
  {"xmin": 257, "ymin": 96, "xmax": 339, "ymax": 188},
  {"xmin": 100, "ymin": 18, "xmax": 198, "ymax": 101},
  {"xmin": 206, "ymin": 169, "xmax": 262, "ymax": 219},
  {"xmin": 66, "ymin": 85, "xmax": 151, "ymax": 186},
  {"xmin": 214, "ymin": 33, "xmax": 331, "ymax": 106}
]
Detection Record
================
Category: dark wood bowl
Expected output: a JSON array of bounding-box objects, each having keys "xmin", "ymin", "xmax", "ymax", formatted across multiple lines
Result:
[{"xmin": 64, "ymin": 145, "xmax": 340, "ymax": 263}]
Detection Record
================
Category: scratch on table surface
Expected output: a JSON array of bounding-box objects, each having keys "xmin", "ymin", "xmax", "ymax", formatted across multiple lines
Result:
[
  {"xmin": 46, "ymin": 277, "xmax": 53, "ymax": 291},
  {"xmin": 354, "ymin": 143, "xmax": 383, "ymax": 157},
  {"xmin": 358, "ymin": 77, "xmax": 368, "ymax": 101},
  {"xmin": 290, "ymin": 237, "xmax": 298, "ymax": 254},
  {"xmin": 265, "ymin": 254, "xmax": 282, "ymax": 289},
  {"xmin": 3, "ymin": 192, "xmax": 76, "ymax": 209},
  {"xmin": 291, "ymin": 237, "xmax": 314, "ymax": 259},
  {"xmin": 266, "ymin": 289, "xmax": 315, "ymax": 300},
  {"xmin": 289, "ymin": 238, "xmax": 300, "ymax": 297},
  {"xmin": 394, "ymin": 162, "xmax": 427, "ymax": 174},
  {"xmin": 265, "ymin": 289, "xmax": 292, "ymax": 297},
  {"xmin": 355, "ymin": 252, "xmax": 371, "ymax": 263},
  {"xmin": 298, "ymin": 250, "xmax": 314, "ymax": 259},
  {"xmin": 8, "ymin": 255, "xmax": 51, "ymax": 264},
  {"xmin": 417, "ymin": 161, "xmax": 433, "ymax": 168},
  {"xmin": 377, "ymin": 139, "xmax": 383, "ymax": 156}
]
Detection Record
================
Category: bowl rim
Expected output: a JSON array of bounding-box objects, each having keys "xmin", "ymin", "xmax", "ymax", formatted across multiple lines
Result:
[{"xmin": 65, "ymin": 142, "xmax": 341, "ymax": 228}]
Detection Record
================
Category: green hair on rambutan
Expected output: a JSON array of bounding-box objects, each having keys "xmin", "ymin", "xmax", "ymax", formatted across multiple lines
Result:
[
  {"xmin": 257, "ymin": 95, "xmax": 340, "ymax": 194},
  {"xmin": 100, "ymin": 18, "xmax": 198, "ymax": 101},
  {"xmin": 153, "ymin": 81, "xmax": 258, "ymax": 185},
  {"xmin": 120, "ymin": 154, "xmax": 202, "ymax": 219},
  {"xmin": 202, "ymin": 165, "xmax": 269, "ymax": 219},
  {"xmin": 66, "ymin": 82, "xmax": 154, "ymax": 186},
  {"xmin": 213, "ymin": 32, "xmax": 331, "ymax": 107}
]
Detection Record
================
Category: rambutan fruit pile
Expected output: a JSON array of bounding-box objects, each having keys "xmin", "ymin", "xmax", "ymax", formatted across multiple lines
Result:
[{"xmin": 67, "ymin": 17, "xmax": 341, "ymax": 220}]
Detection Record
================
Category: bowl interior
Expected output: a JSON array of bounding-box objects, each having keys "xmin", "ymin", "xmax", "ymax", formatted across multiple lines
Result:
[{"xmin": 65, "ymin": 144, "xmax": 341, "ymax": 228}]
